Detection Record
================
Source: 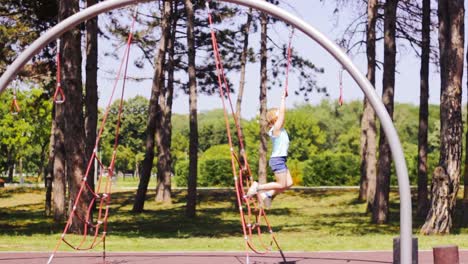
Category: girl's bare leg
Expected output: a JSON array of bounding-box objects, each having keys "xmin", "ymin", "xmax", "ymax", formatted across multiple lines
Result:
[{"xmin": 258, "ymin": 169, "xmax": 293, "ymax": 196}]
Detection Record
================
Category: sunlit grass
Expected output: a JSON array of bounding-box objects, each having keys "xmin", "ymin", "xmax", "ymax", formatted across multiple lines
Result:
[{"xmin": 1, "ymin": 185, "xmax": 468, "ymax": 252}]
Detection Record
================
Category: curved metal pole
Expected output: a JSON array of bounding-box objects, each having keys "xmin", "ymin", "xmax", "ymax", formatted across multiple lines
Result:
[{"xmin": 0, "ymin": 1, "xmax": 412, "ymax": 263}]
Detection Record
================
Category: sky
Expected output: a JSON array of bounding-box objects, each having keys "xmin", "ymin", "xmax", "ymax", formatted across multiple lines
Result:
[{"xmin": 95, "ymin": 0, "xmax": 452, "ymax": 120}]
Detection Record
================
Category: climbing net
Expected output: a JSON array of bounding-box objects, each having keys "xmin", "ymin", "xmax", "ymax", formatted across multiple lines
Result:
[
  {"xmin": 47, "ymin": 7, "xmax": 138, "ymax": 264},
  {"xmin": 205, "ymin": 2, "xmax": 293, "ymax": 261}
]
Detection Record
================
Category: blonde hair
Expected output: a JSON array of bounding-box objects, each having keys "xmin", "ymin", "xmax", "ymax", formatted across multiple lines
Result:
[{"xmin": 266, "ymin": 108, "xmax": 279, "ymax": 127}]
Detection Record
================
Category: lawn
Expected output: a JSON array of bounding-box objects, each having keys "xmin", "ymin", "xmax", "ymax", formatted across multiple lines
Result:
[{"xmin": 1, "ymin": 182, "xmax": 468, "ymax": 252}]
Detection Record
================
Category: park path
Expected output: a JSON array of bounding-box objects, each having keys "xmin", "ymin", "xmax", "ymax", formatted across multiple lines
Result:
[{"xmin": 1, "ymin": 251, "xmax": 468, "ymax": 264}]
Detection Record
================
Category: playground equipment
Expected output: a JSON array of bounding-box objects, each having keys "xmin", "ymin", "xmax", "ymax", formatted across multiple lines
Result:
[
  {"xmin": 47, "ymin": 6, "xmax": 138, "ymax": 264},
  {"xmin": 0, "ymin": 1, "xmax": 413, "ymax": 263},
  {"xmin": 204, "ymin": 1, "xmax": 297, "ymax": 260},
  {"xmin": 53, "ymin": 39, "xmax": 65, "ymax": 104}
]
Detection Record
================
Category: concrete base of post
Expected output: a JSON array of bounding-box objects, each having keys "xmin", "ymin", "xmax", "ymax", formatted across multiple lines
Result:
[
  {"xmin": 393, "ymin": 236, "xmax": 418, "ymax": 264},
  {"xmin": 433, "ymin": 245, "xmax": 459, "ymax": 264}
]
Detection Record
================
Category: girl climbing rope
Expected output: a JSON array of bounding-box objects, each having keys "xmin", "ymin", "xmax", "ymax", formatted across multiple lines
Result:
[
  {"xmin": 246, "ymin": 89, "xmax": 293, "ymax": 209},
  {"xmin": 245, "ymin": 24, "xmax": 294, "ymax": 210}
]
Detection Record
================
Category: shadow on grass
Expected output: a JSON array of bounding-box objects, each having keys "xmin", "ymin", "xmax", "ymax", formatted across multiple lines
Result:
[
  {"xmin": 5, "ymin": 188, "xmax": 466, "ymax": 239},
  {"xmin": 107, "ymin": 189, "xmax": 291, "ymax": 238},
  {"xmin": 0, "ymin": 192, "xmax": 13, "ymax": 199},
  {"xmin": 0, "ymin": 189, "xmax": 290, "ymax": 238},
  {"xmin": 0, "ymin": 187, "xmax": 43, "ymax": 199},
  {"xmin": 0, "ymin": 205, "xmax": 59, "ymax": 235}
]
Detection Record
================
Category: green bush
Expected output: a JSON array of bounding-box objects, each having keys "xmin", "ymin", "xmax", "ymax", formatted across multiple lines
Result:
[
  {"xmin": 199, "ymin": 144, "xmax": 234, "ymax": 187},
  {"xmin": 174, "ymin": 159, "xmax": 189, "ymax": 187},
  {"xmin": 287, "ymin": 158, "xmax": 304, "ymax": 185},
  {"xmin": 173, "ymin": 144, "xmax": 249, "ymax": 187},
  {"xmin": 302, "ymin": 152, "xmax": 359, "ymax": 186}
]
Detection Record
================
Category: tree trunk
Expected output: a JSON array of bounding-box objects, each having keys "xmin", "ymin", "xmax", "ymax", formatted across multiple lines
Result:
[
  {"xmin": 18, "ymin": 158, "xmax": 23, "ymax": 184},
  {"xmin": 185, "ymin": 0, "xmax": 198, "ymax": 218},
  {"xmin": 85, "ymin": 0, "xmax": 98, "ymax": 206},
  {"xmin": 416, "ymin": 0, "xmax": 430, "ymax": 219},
  {"xmin": 6, "ymin": 150, "xmax": 13, "ymax": 183},
  {"xmin": 155, "ymin": 0, "xmax": 174, "ymax": 204},
  {"xmin": 422, "ymin": 0, "xmax": 464, "ymax": 234},
  {"xmin": 45, "ymin": 114, "xmax": 56, "ymax": 216},
  {"xmin": 235, "ymin": 8, "xmax": 252, "ymax": 124},
  {"xmin": 53, "ymin": 36, "xmax": 67, "ymax": 223},
  {"xmin": 234, "ymin": 9, "xmax": 253, "ymax": 176},
  {"xmin": 60, "ymin": 0, "xmax": 88, "ymax": 234},
  {"xmin": 359, "ymin": 0, "xmax": 378, "ymax": 212},
  {"xmin": 463, "ymin": 43, "xmax": 468, "ymax": 226},
  {"xmin": 53, "ymin": 102, "xmax": 66, "ymax": 222},
  {"xmin": 421, "ymin": 167, "xmax": 452, "ymax": 234},
  {"xmin": 38, "ymin": 141, "xmax": 49, "ymax": 180},
  {"xmin": 257, "ymin": 10, "xmax": 268, "ymax": 184},
  {"xmin": 133, "ymin": 0, "xmax": 170, "ymax": 213},
  {"xmin": 372, "ymin": 0, "xmax": 397, "ymax": 224}
]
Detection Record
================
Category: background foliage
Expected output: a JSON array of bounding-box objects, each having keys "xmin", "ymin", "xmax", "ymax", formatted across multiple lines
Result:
[{"xmin": 0, "ymin": 92, "xmax": 445, "ymax": 187}]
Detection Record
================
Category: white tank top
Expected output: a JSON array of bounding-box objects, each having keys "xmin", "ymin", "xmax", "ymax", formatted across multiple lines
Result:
[{"xmin": 268, "ymin": 127, "xmax": 289, "ymax": 157}]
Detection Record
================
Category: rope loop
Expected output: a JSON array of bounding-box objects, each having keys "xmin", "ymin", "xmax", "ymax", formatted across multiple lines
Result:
[
  {"xmin": 53, "ymin": 83, "xmax": 66, "ymax": 104},
  {"xmin": 10, "ymin": 81, "xmax": 20, "ymax": 115},
  {"xmin": 10, "ymin": 95, "xmax": 20, "ymax": 115},
  {"xmin": 54, "ymin": 38, "xmax": 66, "ymax": 105}
]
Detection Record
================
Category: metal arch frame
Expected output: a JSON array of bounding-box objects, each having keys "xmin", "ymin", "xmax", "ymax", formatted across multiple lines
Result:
[{"xmin": 0, "ymin": 0, "xmax": 413, "ymax": 263}]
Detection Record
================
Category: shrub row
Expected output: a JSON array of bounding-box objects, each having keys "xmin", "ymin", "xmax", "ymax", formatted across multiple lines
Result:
[{"xmin": 174, "ymin": 147, "xmax": 362, "ymax": 187}]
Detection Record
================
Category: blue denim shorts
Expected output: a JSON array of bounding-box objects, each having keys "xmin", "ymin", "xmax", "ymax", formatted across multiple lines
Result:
[{"xmin": 269, "ymin": 156, "xmax": 288, "ymax": 173}]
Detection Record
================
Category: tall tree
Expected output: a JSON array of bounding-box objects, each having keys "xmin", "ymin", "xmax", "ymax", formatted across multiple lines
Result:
[
  {"xmin": 234, "ymin": 8, "xmax": 253, "ymax": 180},
  {"xmin": 155, "ymin": 0, "xmax": 176, "ymax": 204},
  {"xmin": 52, "ymin": 85, "xmax": 66, "ymax": 221},
  {"xmin": 421, "ymin": 0, "xmax": 464, "ymax": 234},
  {"xmin": 416, "ymin": 0, "xmax": 430, "ymax": 219},
  {"xmin": 84, "ymin": 0, "xmax": 99, "ymax": 205},
  {"xmin": 185, "ymin": 0, "xmax": 198, "ymax": 218},
  {"xmin": 45, "ymin": 112, "xmax": 55, "ymax": 216},
  {"xmin": 464, "ymin": 39, "xmax": 468, "ymax": 226},
  {"xmin": 59, "ymin": 0, "xmax": 89, "ymax": 233},
  {"xmin": 235, "ymin": 8, "xmax": 253, "ymax": 123},
  {"xmin": 358, "ymin": 0, "xmax": 378, "ymax": 213},
  {"xmin": 257, "ymin": 9, "xmax": 268, "ymax": 184},
  {"xmin": 133, "ymin": 0, "xmax": 171, "ymax": 213},
  {"xmin": 373, "ymin": 0, "xmax": 398, "ymax": 224}
]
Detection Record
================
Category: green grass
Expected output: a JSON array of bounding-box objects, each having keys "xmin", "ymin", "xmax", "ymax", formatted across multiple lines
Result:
[{"xmin": 1, "ymin": 185, "xmax": 468, "ymax": 252}]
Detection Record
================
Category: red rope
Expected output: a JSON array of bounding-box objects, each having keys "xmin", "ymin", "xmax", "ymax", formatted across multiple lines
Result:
[
  {"xmin": 48, "ymin": 7, "xmax": 138, "ymax": 263},
  {"xmin": 10, "ymin": 89, "xmax": 20, "ymax": 115},
  {"xmin": 207, "ymin": 6, "xmax": 256, "ymax": 199},
  {"xmin": 54, "ymin": 39, "xmax": 66, "ymax": 104},
  {"xmin": 206, "ymin": 0, "xmax": 248, "ymax": 233},
  {"xmin": 205, "ymin": 1, "xmax": 283, "ymax": 256},
  {"xmin": 339, "ymin": 68, "xmax": 344, "ymax": 106},
  {"xmin": 284, "ymin": 27, "xmax": 294, "ymax": 97}
]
